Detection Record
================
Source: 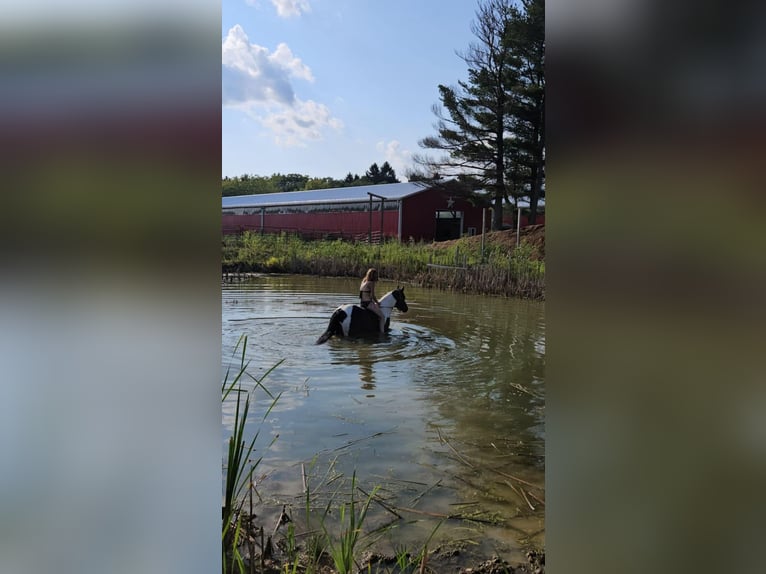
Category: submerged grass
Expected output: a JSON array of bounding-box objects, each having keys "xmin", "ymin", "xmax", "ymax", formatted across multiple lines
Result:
[
  {"xmin": 222, "ymin": 230, "xmax": 544, "ymax": 299},
  {"xmin": 222, "ymin": 338, "xmax": 545, "ymax": 572}
]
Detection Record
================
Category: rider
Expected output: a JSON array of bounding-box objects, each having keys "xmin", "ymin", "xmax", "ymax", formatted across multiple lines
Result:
[{"xmin": 359, "ymin": 267, "xmax": 386, "ymax": 333}]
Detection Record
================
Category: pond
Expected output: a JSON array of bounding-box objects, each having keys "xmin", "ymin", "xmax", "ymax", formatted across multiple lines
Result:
[{"xmin": 222, "ymin": 274, "xmax": 545, "ymax": 562}]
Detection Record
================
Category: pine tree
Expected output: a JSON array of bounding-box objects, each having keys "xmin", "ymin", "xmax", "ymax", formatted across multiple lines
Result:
[
  {"xmin": 505, "ymin": 0, "xmax": 544, "ymax": 223},
  {"xmin": 415, "ymin": 0, "xmax": 544, "ymax": 229},
  {"xmin": 365, "ymin": 163, "xmax": 382, "ymax": 184},
  {"xmin": 379, "ymin": 161, "xmax": 400, "ymax": 183}
]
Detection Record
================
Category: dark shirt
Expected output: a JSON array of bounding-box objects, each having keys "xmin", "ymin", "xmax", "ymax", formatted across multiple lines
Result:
[{"xmin": 360, "ymin": 283, "xmax": 373, "ymax": 308}]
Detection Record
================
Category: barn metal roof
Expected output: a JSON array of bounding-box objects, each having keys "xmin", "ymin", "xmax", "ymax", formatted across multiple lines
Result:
[{"xmin": 222, "ymin": 182, "xmax": 429, "ymax": 208}]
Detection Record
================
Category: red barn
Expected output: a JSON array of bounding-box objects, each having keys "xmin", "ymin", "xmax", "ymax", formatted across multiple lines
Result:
[
  {"xmin": 222, "ymin": 182, "xmax": 486, "ymax": 242},
  {"xmin": 502, "ymin": 198, "xmax": 546, "ymax": 228}
]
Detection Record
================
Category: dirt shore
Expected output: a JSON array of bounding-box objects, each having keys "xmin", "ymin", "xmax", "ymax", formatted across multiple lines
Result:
[
  {"xmin": 239, "ymin": 546, "xmax": 545, "ymax": 574},
  {"xmin": 430, "ymin": 225, "xmax": 545, "ymax": 261},
  {"xmin": 228, "ymin": 514, "xmax": 545, "ymax": 574}
]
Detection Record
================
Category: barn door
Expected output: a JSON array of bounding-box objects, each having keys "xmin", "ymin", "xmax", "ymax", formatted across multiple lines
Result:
[{"xmin": 434, "ymin": 210, "xmax": 463, "ymax": 241}]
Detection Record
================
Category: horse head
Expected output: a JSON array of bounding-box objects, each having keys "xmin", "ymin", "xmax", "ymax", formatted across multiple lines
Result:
[{"xmin": 392, "ymin": 286, "xmax": 408, "ymax": 313}]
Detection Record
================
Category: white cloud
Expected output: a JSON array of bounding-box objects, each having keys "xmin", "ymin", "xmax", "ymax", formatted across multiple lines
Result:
[
  {"xmin": 261, "ymin": 100, "xmax": 343, "ymax": 147},
  {"xmin": 222, "ymin": 25, "xmax": 342, "ymax": 147},
  {"xmin": 376, "ymin": 140, "xmax": 413, "ymax": 180},
  {"xmin": 222, "ymin": 24, "xmax": 312, "ymax": 106},
  {"xmin": 271, "ymin": 43, "xmax": 314, "ymax": 81},
  {"xmin": 271, "ymin": 0, "xmax": 311, "ymax": 18}
]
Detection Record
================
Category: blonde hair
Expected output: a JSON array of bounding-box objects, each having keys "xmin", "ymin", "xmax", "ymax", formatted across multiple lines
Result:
[{"xmin": 363, "ymin": 268, "xmax": 378, "ymax": 282}]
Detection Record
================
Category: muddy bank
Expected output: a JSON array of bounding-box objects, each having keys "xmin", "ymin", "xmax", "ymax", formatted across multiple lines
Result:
[
  {"xmin": 225, "ymin": 497, "xmax": 544, "ymax": 574},
  {"xmin": 227, "ymin": 519, "xmax": 545, "ymax": 573}
]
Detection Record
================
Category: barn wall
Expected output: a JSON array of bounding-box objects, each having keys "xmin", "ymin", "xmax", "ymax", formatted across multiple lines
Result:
[
  {"xmin": 502, "ymin": 213, "xmax": 546, "ymax": 228},
  {"xmin": 461, "ymin": 202, "xmax": 484, "ymax": 233},
  {"xmin": 223, "ymin": 210, "xmax": 399, "ymax": 239},
  {"xmin": 223, "ymin": 186, "xmax": 488, "ymax": 241},
  {"xmin": 400, "ymin": 189, "xmax": 484, "ymax": 241},
  {"xmin": 400, "ymin": 192, "xmax": 435, "ymax": 241},
  {"xmin": 222, "ymin": 214, "xmax": 257, "ymax": 235},
  {"xmin": 263, "ymin": 211, "xmax": 398, "ymax": 238}
]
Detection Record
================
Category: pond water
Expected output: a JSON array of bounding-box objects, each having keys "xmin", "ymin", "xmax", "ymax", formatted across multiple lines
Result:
[{"xmin": 222, "ymin": 275, "xmax": 545, "ymax": 561}]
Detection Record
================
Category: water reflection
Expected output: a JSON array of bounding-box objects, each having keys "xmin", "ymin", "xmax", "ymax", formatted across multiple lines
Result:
[
  {"xmin": 356, "ymin": 343, "xmax": 376, "ymax": 393},
  {"xmin": 222, "ymin": 276, "xmax": 545, "ymax": 558}
]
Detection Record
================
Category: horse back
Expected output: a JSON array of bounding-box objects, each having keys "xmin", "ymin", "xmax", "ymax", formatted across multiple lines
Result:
[{"xmin": 348, "ymin": 305, "xmax": 384, "ymax": 336}]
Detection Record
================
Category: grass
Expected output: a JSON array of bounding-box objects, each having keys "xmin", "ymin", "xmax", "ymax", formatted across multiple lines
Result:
[
  {"xmin": 321, "ymin": 472, "xmax": 379, "ymax": 574},
  {"xmin": 222, "ymin": 230, "xmax": 545, "ymax": 299},
  {"xmin": 394, "ymin": 544, "xmax": 410, "ymax": 572},
  {"xmin": 222, "ymin": 334, "xmax": 282, "ymax": 574},
  {"xmin": 220, "ymin": 340, "xmax": 388, "ymax": 574}
]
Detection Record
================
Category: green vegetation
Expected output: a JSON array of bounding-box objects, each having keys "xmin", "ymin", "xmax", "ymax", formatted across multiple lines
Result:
[
  {"xmin": 222, "ymin": 335, "xmax": 282, "ymax": 574},
  {"xmin": 222, "ymin": 337, "xmax": 545, "ymax": 572},
  {"xmin": 416, "ymin": 0, "xmax": 545, "ymax": 229},
  {"xmin": 321, "ymin": 473, "xmax": 377, "ymax": 574},
  {"xmin": 222, "ymin": 162, "xmax": 400, "ymax": 196},
  {"xmin": 222, "ymin": 230, "xmax": 545, "ymax": 299}
]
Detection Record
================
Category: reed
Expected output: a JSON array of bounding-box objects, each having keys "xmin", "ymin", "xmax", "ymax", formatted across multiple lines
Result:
[
  {"xmin": 222, "ymin": 335, "xmax": 283, "ymax": 574},
  {"xmin": 222, "ymin": 231, "xmax": 545, "ymax": 299},
  {"xmin": 320, "ymin": 472, "xmax": 378, "ymax": 574},
  {"xmin": 282, "ymin": 523, "xmax": 299, "ymax": 574},
  {"xmin": 413, "ymin": 519, "xmax": 443, "ymax": 574}
]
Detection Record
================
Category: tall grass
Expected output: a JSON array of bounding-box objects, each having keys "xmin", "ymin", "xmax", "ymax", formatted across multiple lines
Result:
[
  {"xmin": 222, "ymin": 335, "xmax": 282, "ymax": 573},
  {"xmin": 220, "ymin": 343, "xmax": 393, "ymax": 574},
  {"xmin": 222, "ymin": 231, "xmax": 545, "ymax": 299},
  {"xmin": 321, "ymin": 472, "xmax": 378, "ymax": 574}
]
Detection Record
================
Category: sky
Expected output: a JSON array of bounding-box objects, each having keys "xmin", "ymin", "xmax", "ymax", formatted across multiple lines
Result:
[{"xmin": 222, "ymin": 0, "xmax": 481, "ymax": 181}]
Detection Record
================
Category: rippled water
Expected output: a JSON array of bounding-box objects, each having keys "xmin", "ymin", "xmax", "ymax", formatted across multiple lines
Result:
[{"xmin": 223, "ymin": 274, "xmax": 545, "ymax": 560}]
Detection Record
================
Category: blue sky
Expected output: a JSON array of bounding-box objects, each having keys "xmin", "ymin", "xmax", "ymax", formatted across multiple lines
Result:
[{"xmin": 222, "ymin": 0, "xmax": 480, "ymax": 180}]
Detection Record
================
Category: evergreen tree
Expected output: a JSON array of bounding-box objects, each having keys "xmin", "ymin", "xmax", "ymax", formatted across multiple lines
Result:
[
  {"xmin": 505, "ymin": 0, "xmax": 544, "ymax": 223},
  {"xmin": 379, "ymin": 161, "xmax": 400, "ymax": 183},
  {"xmin": 365, "ymin": 163, "xmax": 382, "ymax": 184},
  {"xmin": 415, "ymin": 0, "xmax": 544, "ymax": 229}
]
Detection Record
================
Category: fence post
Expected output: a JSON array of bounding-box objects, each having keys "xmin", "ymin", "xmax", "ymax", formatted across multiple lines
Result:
[{"xmin": 481, "ymin": 207, "xmax": 486, "ymax": 262}]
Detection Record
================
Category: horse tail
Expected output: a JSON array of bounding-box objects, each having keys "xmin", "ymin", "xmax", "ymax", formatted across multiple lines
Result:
[{"xmin": 315, "ymin": 308, "xmax": 347, "ymax": 345}]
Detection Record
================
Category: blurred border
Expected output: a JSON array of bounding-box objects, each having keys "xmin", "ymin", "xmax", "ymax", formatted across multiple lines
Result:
[
  {"xmin": 0, "ymin": 5, "xmax": 221, "ymax": 574},
  {"xmin": 548, "ymin": 1, "xmax": 766, "ymax": 572}
]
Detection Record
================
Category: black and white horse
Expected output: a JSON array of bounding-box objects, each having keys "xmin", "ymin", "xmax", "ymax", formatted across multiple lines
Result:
[{"xmin": 315, "ymin": 287, "xmax": 408, "ymax": 344}]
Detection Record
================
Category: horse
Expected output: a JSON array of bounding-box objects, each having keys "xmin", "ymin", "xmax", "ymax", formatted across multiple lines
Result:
[{"xmin": 315, "ymin": 287, "xmax": 408, "ymax": 344}]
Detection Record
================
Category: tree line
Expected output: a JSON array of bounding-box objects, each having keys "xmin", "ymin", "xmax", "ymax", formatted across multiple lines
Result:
[
  {"xmin": 223, "ymin": 0, "xmax": 544, "ymax": 229},
  {"xmin": 222, "ymin": 162, "xmax": 399, "ymax": 197}
]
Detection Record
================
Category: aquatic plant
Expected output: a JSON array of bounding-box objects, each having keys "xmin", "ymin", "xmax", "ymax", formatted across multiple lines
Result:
[
  {"xmin": 321, "ymin": 472, "xmax": 378, "ymax": 574},
  {"xmin": 222, "ymin": 335, "xmax": 282, "ymax": 573},
  {"xmin": 223, "ymin": 230, "xmax": 545, "ymax": 299}
]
